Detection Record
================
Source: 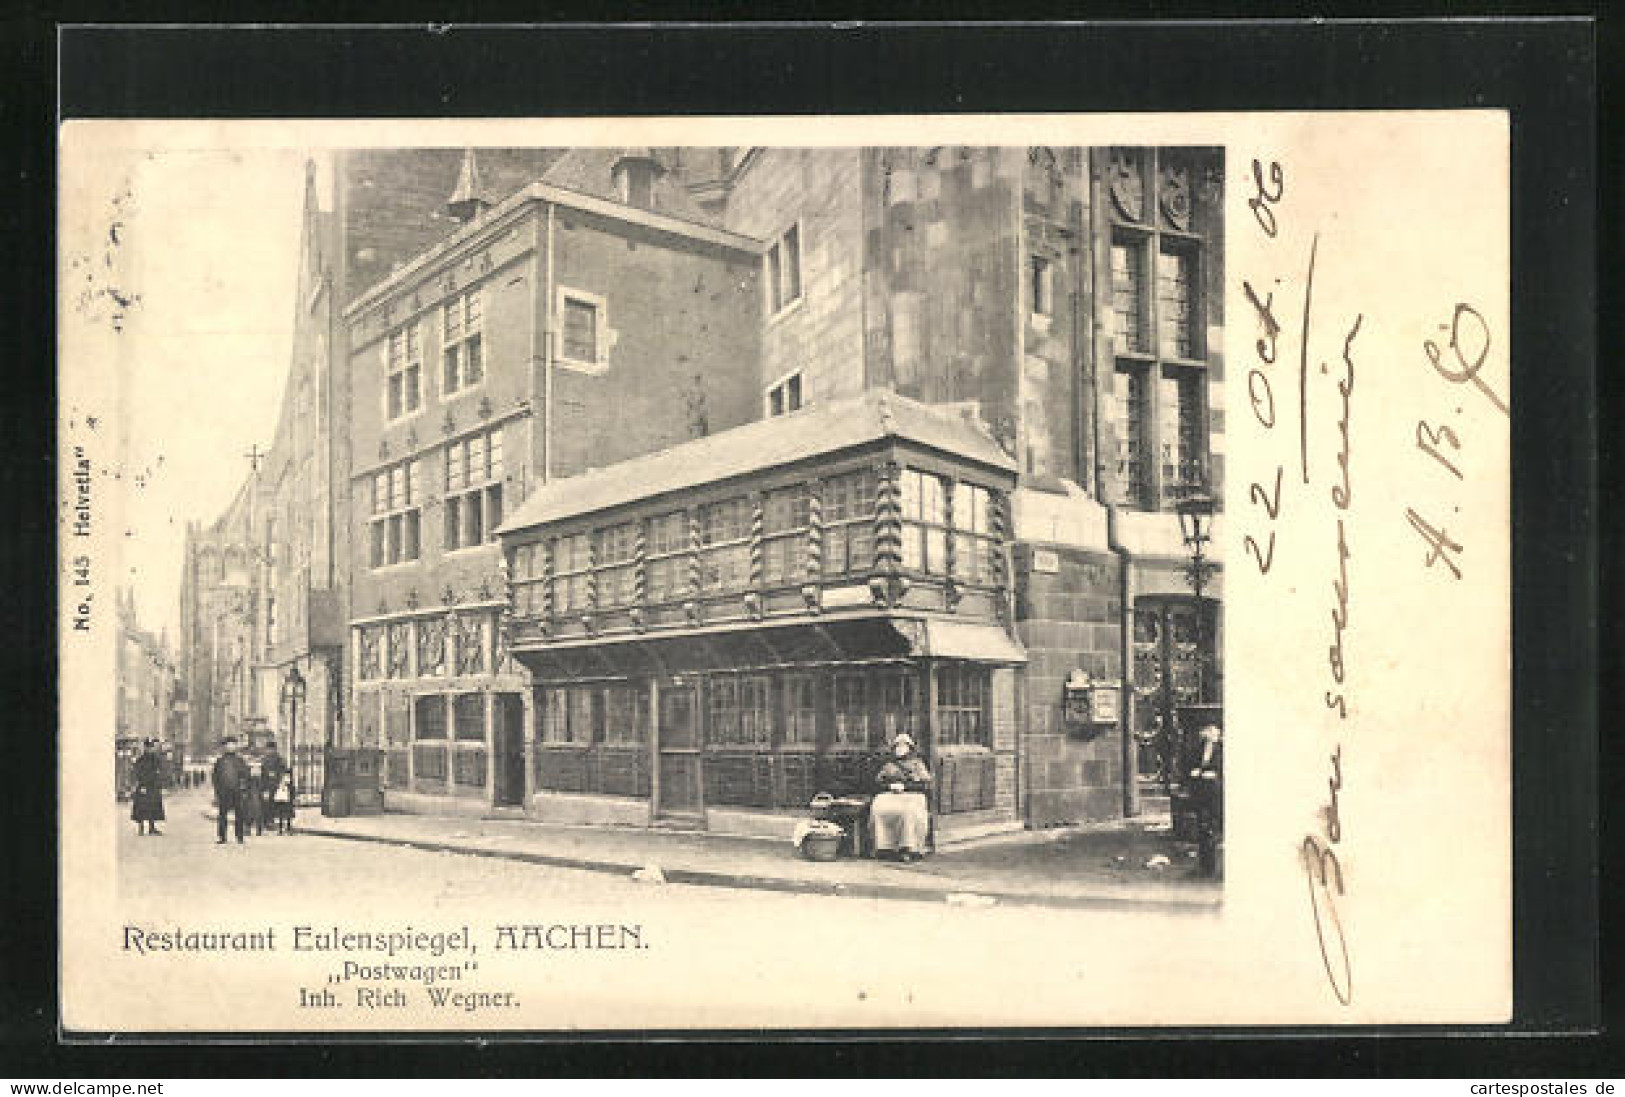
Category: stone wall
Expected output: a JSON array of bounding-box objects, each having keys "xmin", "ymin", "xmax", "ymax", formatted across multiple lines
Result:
[
  {"xmin": 1012, "ymin": 540, "xmax": 1126, "ymax": 826},
  {"xmin": 547, "ymin": 208, "xmax": 762, "ymax": 477}
]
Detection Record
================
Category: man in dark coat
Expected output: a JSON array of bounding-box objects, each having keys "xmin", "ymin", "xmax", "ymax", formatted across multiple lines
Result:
[
  {"xmin": 130, "ymin": 739, "xmax": 166, "ymax": 836},
  {"xmin": 211, "ymin": 737, "xmax": 250, "ymax": 844},
  {"xmin": 1188, "ymin": 724, "xmax": 1224, "ymax": 878}
]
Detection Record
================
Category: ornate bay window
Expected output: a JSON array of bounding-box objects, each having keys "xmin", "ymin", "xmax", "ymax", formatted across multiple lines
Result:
[
  {"xmin": 1105, "ymin": 147, "xmax": 1212, "ymax": 510},
  {"xmin": 821, "ymin": 468, "xmax": 877, "ymax": 577},
  {"xmin": 761, "ymin": 486, "xmax": 809, "ymax": 586},
  {"xmin": 698, "ymin": 497, "xmax": 750, "ymax": 593},
  {"xmin": 552, "ymin": 533, "xmax": 591, "ymax": 615},
  {"xmin": 644, "ymin": 511, "xmax": 686, "ymax": 603},
  {"xmin": 596, "ymin": 522, "xmax": 638, "ymax": 607}
]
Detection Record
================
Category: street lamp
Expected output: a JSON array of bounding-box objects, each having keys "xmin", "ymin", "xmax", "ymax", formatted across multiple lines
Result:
[
  {"xmin": 1175, "ymin": 493, "xmax": 1217, "ymax": 785},
  {"xmin": 1175, "ymin": 493, "xmax": 1217, "ymax": 605}
]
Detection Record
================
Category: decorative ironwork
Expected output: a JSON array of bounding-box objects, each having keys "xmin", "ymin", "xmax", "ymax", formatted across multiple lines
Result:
[
  {"xmin": 493, "ymin": 610, "xmax": 513, "ymax": 672},
  {"xmin": 386, "ymin": 622, "xmax": 410, "ymax": 678},
  {"xmin": 452, "ymin": 612, "xmax": 484, "ymax": 676},
  {"xmin": 417, "ymin": 616, "xmax": 446, "ymax": 677},
  {"xmin": 358, "ymin": 627, "xmax": 380, "ymax": 680}
]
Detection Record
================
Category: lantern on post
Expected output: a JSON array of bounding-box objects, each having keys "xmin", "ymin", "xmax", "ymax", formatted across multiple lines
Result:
[
  {"xmin": 1175, "ymin": 492, "xmax": 1217, "ymax": 704},
  {"xmin": 279, "ymin": 666, "xmax": 306, "ymax": 757}
]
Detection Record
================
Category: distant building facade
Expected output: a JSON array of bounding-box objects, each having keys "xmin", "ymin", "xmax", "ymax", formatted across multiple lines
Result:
[
  {"xmin": 115, "ymin": 586, "xmax": 177, "ymax": 747},
  {"xmin": 178, "ymin": 478, "xmax": 266, "ymax": 755}
]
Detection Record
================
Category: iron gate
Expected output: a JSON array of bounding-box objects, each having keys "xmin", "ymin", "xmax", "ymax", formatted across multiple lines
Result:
[{"xmin": 292, "ymin": 742, "xmax": 325, "ymax": 807}]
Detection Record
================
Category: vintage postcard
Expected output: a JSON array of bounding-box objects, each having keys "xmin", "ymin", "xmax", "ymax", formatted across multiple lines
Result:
[{"xmin": 58, "ymin": 113, "xmax": 1509, "ymax": 1031}]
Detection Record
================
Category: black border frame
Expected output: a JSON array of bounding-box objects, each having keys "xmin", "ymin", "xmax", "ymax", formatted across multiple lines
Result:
[{"xmin": 5, "ymin": 14, "xmax": 1604, "ymax": 1076}]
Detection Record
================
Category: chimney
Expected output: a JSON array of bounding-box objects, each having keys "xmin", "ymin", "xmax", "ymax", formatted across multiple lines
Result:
[
  {"xmin": 446, "ymin": 148, "xmax": 491, "ymax": 223},
  {"xmin": 611, "ymin": 148, "xmax": 664, "ymax": 210}
]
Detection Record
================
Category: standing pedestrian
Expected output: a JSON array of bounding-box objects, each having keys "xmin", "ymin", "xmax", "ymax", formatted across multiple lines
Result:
[
  {"xmin": 242, "ymin": 748, "xmax": 266, "ymax": 836},
  {"xmin": 211, "ymin": 737, "xmax": 249, "ymax": 845},
  {"xmin": 1189, "ymin": 723, "xmax": 1224, "ymax": 878},
  {"xmin": 261, "ymin": 743, "xmax": 295, "ymax": 835},
  {"xmin": 129, "ymin": 739, "xmax": 166, "ymax": 836}
]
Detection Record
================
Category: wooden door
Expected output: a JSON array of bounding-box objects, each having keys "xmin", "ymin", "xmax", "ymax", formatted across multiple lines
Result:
[
  {"xmin": 492, "ymin": 693, "xmax": 526, "ymax": 807},
  {"xmin": 654, "ymin": 684, "xmax": 702, "ymax": 818}
]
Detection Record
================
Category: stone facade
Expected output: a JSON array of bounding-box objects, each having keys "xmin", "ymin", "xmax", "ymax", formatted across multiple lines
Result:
[
  {"xmin": 717, "ymin": 148, "xmax": 867, "ymax": 407},
  {"xmin": 186, "ymin": 143, "xmax": 1223, "ymax": 833},
  {"xmin": 342, "ymin": 151, "xmax": 764, "ymax": 813},
  {"xmin": 1012, "ymin": 541, "xmax": 1126, "ymax": 825}
]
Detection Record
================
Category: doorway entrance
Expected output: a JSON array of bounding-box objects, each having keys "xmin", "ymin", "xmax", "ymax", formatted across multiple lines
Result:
[
  {"xmin": 1131, "ymin": 596, "xmax": 1220, "ymax": 796},
  {"xmin": 492, "ymin": 693, "xmax": 526, "ymax": 807},
  {"xmin": 653, "ymin": 683, "xmax": 702, "ymax": 820}
]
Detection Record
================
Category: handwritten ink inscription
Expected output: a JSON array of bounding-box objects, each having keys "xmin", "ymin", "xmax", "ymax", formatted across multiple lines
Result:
[
  {"xmin": 1245, "ymin": 156, "xmax": 1359, "ymax": 1006},
  {"xmin": 1404, "ymin": 302, "xmax": 1502, "ymax": 581}
]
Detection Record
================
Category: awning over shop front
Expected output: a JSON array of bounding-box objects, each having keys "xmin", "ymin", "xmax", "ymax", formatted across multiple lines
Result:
[
  {"xmin": 915, "ymin": 619, "xmax": 1028, "ymax": 664},
  {"xmin": 510, "ymin": 613, "xmax": 1025, "ymax": 683}
]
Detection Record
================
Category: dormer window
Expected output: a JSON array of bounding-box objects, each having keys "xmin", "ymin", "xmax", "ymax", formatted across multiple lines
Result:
[{"xmin": 611, "ymin": 149, "xmax": 662, "ymax": 210}]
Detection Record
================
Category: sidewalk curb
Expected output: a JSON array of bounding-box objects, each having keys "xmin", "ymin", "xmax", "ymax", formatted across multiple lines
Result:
[{"xmin": 297, "ymin": 821, "xmax": 1220, "ymax": 914}]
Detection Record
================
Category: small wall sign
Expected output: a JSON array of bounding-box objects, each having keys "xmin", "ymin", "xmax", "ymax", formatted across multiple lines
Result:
[{"xmin": 1032, "ymin": 548, "xmax": 1060, "ymax": 574}]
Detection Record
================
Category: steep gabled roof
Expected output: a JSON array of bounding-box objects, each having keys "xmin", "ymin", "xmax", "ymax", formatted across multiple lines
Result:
[
  {"xmin": 497, "ymin": 390, "xmax": 1016, "ymax": 535},
  {"xmin": 540, "ymin": 148, "xmax": 722, "ymax": 227}
]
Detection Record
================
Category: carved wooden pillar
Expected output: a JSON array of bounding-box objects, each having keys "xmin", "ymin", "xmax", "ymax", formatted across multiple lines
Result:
[
  {"xmin": 684, "ymin": 509, "xmax": 703, "ymax": 625},
  {"xmin": 581, "ymin": 531, "xmax": 598, "ymax": 634},
  {"xmin": 871, "ymin": 459, "xmax": 905, "ymax": 607},
  {"xmin": 943, "ymin": 475, "xmax": 962, "ymax": 610},
  {"xmin": 538, "ymin": 538, "xmax": 554, "ymax": 638},
  {"xmin": 990, "ymin": 489, "xmax": 1011, "ymax": 623},
  {"xmin": 631, "ymin": 517, "xmax": 648, "ymax": 631},
  {"xmin": 746, "ymin": 492, "xmax": 765, "ymax": 619},
  {"xmin": 803, "ymin": 478, "xmax": 823, "ymax": 613}
]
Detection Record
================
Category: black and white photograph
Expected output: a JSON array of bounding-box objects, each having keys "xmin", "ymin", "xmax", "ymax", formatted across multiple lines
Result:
[{"xmin": 59, "ymin": 113, "xmax": 1510, "ymax": 1031}]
